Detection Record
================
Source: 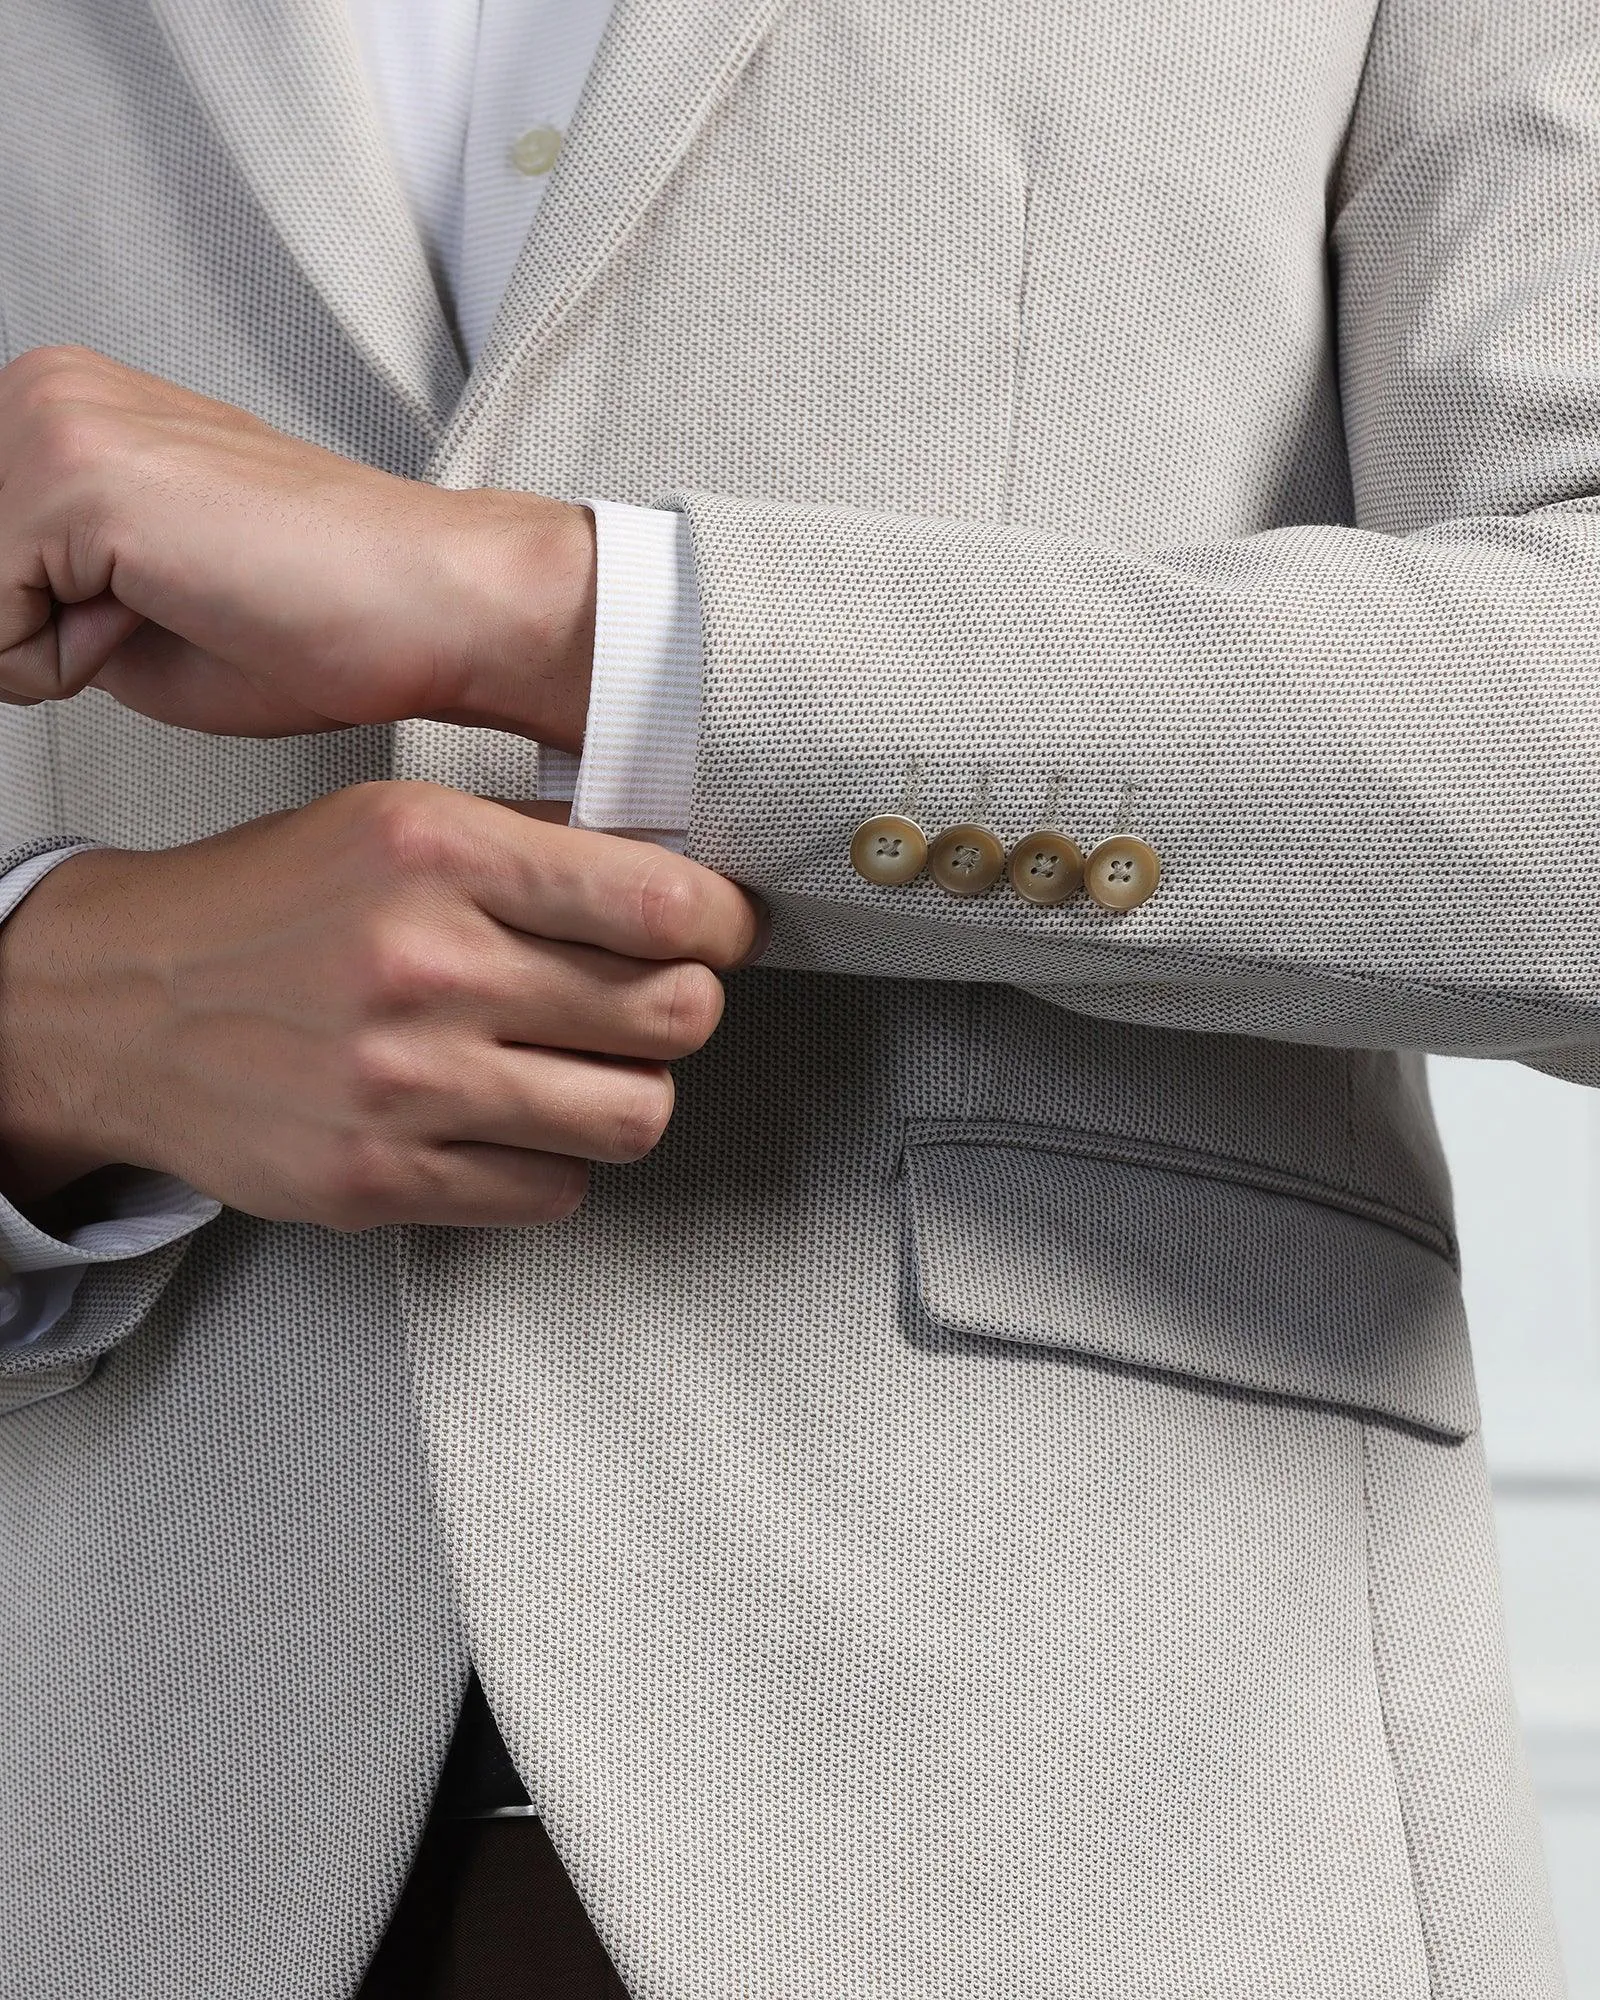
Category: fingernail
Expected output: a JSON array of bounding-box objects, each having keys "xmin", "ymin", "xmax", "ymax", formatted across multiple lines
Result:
[{"xmin": 732, "ymin": 893, "xmax": 773, "ymax": 971}]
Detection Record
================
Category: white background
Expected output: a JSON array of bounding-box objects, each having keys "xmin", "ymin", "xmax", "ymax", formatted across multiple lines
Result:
[{"xmin": 1429, "ymin": 1056, "xmax": 1600, "ymax": 1992}]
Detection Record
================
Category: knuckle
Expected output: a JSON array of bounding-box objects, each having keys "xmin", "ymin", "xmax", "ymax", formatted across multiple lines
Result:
[
  {"xmin": 32, "ymin": 408, "xmax": 106, "ymax": 485},
  {"xmin": 608, "ymin": 1067, "xmax": 676, "ymax": 1162},
  {"xmin": 631, "ymin": 857, "xmax": 701, "ymax": 957},
  {"xmin": 342, "ymin": 1031, "xmax": 427, "ymax": 1115},
  {"xmin": 350, "ymin": 784, "xmax": 469, "ymax": 886},
  {"xmin": 9, "ymin": 351, "xmax": 108, "ymax": 461},
  {"xmin": 6, "ymin": 345, "xmax": 90, "ymax": 400},
  {"xmin": 656, "ymin": 961, "xmax": 725, "ymax": 1054},
  {"xmin": 310, "ymin": 1135, "xmax": 409, "ymax": 1230},
  {"xmin": 349, "ymin": 921, "xmax": 465, "ymax": 1017}
]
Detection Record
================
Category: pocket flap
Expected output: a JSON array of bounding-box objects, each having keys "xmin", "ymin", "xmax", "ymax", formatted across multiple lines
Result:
[{"xmin": 904, "ymin": 1136, "xmax": 1478, "ymax": 1440}]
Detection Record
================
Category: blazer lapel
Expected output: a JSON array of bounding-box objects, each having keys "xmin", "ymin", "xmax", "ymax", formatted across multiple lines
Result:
[
  {"xmin": 435, "ymin": 0, "xmax": 793, "ymax": 471},
  {"xmin": 149, "ymin": 0, "xmax": 466, "ymax": 433}
]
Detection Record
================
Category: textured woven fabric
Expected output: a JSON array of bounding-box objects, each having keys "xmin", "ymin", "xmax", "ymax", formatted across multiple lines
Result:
[
  {"xmin": 570, "ymin": 502, "xmax": 699, "ymax": 837},
  {"xmin": 0, "ymin": 0, "xmax": 1576, "ymax": 1994}
]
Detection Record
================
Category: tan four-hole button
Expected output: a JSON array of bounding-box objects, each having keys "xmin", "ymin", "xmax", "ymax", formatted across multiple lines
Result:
[
  {"xmin": 928, "ymin": 822, "xmax": 1006, "ymax": 897},
  {"xmin": 850, "ymin": 814, "xmax": 928, "ymax": 886},
  {"xmin": 1008, "ymin": 830, "xmax": 1084, "ymax": 907},
  {"xmin": 1084, "ymin": 834, "xmax": 1161, "ymax": 911}
]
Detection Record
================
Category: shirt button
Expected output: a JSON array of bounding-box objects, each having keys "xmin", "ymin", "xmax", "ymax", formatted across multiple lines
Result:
[
  {"xmin": 1007, "ymin": 830, "xmax": 1084, "ymax": 906},
  {"xmin": 850, "ymin": 814, "xmax": 928, "ymax": 886},
  {"xmin": 928, "ymin": 822, "xmax": 1006, "ymax": 897},
  {"xmin": 509, "ymin": 126, "xmax": 563, "ymax": 176},
  {"xmin": 1084, "ymin": 834, "xmax": 1161, "ymax": 911}
]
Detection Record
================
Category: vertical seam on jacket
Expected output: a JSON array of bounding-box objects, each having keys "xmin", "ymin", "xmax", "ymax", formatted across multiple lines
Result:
[
  {"xmin": 1361, "ymin": 1423, "xmax": 1440, "ymax": 1998},
  {"xmin": 1001, "ymin": 178, "xmax": 1032, "ymax": 525}
]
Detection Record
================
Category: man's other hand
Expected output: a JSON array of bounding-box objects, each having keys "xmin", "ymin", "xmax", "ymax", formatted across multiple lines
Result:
[
  {"xmin": 0, "ymin": 347, "xmax": 597, "ymax": 749},
  {"xmin": 0, "ymin": 787, "xmax": 767, "ymax": 1227}
]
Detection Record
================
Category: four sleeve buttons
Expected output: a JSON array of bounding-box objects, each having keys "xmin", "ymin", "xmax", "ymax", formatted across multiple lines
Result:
[
  {"xmin": 851, "ymin": 796, "xmax": 1162, "ymax": 911},
  {"xmin": 1083, "ymin": 834, "xmax": 1161, "ymax": 911},
  {"xmin": 849, "ymin": 813, "xmax": 929, "ymax": 886},
  {"xmin": 927, "ymin": 823, "xmax": 1006, "ymax": 897}
]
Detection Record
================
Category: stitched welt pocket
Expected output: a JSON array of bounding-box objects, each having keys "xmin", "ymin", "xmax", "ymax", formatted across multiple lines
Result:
[{"xmin": 903, "ymin": 1128, "xmax": 1478, "ymax": 1440}]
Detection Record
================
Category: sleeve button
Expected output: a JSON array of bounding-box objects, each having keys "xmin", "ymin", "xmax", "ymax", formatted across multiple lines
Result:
[
  {"xmin": 1007, "ymin": 831, "xmax": 1085, "ymax": 906},
  {"xmin": 850, "ymin": 814, "xmax": 928, "ymax": 885},
  {"xmin": 1084, "ymin": 834, "xmax": 1161, "ymax": 911},
  {"xmin": 927, "ymin": 823, "xmax": 1006, "ymax": 897}
]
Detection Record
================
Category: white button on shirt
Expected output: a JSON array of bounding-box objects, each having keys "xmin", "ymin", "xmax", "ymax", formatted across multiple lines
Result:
[
  {"xmin": 0, "ymin": 0, "xmax": 706, "ymax": 1348},
  {"xmin": 345, "ymin": 0, "xmax": 612, "ymax": 365}
]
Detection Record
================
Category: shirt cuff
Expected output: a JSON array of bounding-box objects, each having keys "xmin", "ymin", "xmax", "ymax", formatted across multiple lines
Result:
[
  {"xmin": 0, "ymin": 847, "xmax": 221, "ymax": 1348},
  {"xmin": 548, "ymin": 501, "xmax": 703, "ymax": 849},
  {"xmin": 0, "ymin": 844, "xmax": 95, "ymax": 922},
  {"xmin": 0, "ymin": 1171, "xmax": 221, "ymax": 1351}
]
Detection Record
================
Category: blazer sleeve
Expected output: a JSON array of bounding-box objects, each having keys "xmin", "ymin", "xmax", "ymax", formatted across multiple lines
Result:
[
  {"xmin": 0, "ymin": 832, "xmax": 209, "ymax": 1412},
  {"xmin": 672, "ymin": 0, "xmax": 1600, "ymax": 1082}
]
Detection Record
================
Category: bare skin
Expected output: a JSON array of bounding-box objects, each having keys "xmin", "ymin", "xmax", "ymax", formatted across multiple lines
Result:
[
  {"xmin": 0, "ymin": 346, "xmax": 598, "ymax": 746},
  {"xmin": 0, "ymin": 786, "xmax": 764, "ymax": 1223},
  {"xmin": 0, "ymin": 349, "xmax": 763, "ymax": 1228}
]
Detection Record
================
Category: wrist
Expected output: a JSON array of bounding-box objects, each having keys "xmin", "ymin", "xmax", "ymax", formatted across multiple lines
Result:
[
  {"xmin": 0, "ymin": 849, "xmax": 152, "ymax": 1208},
  {"xmin": 445, "ymin": 493, "xmax": 597, "ymax": 751}
]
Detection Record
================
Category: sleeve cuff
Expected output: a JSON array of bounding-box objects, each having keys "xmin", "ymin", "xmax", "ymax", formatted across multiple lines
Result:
[
  {"xmin": 0, "ymin": 844, "xmax": 99, "ymax": 925},
  {"xmin": 0, "ymin": 1171, "xmax": 221, "ymax": 1350},
  {"xmin": 0, "ymin": 1170, "xmax": 222, "ymax": 1278},
  {"xmin": 0, "ymin": 844, "xmax": 220, "ymax": 1350},
  {"xmin": 560, "ymin": 500, "xmax": 703, "ymax": 846}
]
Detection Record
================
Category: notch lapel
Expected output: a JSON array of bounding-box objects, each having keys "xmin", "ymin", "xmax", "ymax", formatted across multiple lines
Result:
[
  {"xmin": 434, "ymin": 0, "xmax": 794, "ymax": 474},
  {"xmin": 150, "ymin": 0, "xmax": 466, "ymax": 433}
]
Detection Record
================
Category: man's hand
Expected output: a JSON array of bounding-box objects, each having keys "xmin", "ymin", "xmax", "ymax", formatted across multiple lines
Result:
[
  {"xmin": 0, "ymin": 785, "xmax": 765, "ymax": 1227},
  {"xmin": 0, "ymin": 347, "xmax": 596, "ymax": 748}
]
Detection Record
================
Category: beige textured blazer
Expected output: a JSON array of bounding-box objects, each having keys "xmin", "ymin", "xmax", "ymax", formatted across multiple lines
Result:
[{"xmin": 0, "ymin": 0, "xmax": 1589, "ymax": 1994}]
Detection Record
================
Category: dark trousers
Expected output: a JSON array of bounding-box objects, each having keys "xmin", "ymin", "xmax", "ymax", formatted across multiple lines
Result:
[{"xmin": 356, "ymin": 1676, "xmax": 629, "ymax": 2000}]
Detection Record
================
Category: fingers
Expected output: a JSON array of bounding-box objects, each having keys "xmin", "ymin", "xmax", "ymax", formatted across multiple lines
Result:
[
  {"xmin": 0, "ymin": 589, "xmax": 144, "ymax": 705},
  {"xmin": 424, "ymin": 1045, "xmax": 678, "ymax": 1164},
  {"xmin": 462, "ymin": 795, "xmax": 768, "ymax": 970},
  {"xmin": 416, "ymin": 1146, "xmax": 593, "ymax": 1228},
  {"xmin": 338, "ymin": 785, "xmax": 768, "ymax": 973},
  {"xmin": 298, "ymin": 1046, "xmax": 675, "ymax": 1231},
  {"xmin": 0, "ymin": 582, "xmax": 79, "ymax": 703},
  {"xmin": 480, "ymin": 936, "xmax": 727, "ymax": 1060}
]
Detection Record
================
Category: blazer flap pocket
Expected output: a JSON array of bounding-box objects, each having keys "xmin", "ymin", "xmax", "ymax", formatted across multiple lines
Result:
[{"xmin": 904, "ymin": 1136, "xmax": 1478, "ymax": 1440}]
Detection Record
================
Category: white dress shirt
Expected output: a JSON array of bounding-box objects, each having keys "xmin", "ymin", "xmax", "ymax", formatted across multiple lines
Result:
[{"xmin": 0, "ymin": 0, "xmax": 705, "ymax": 1344}]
